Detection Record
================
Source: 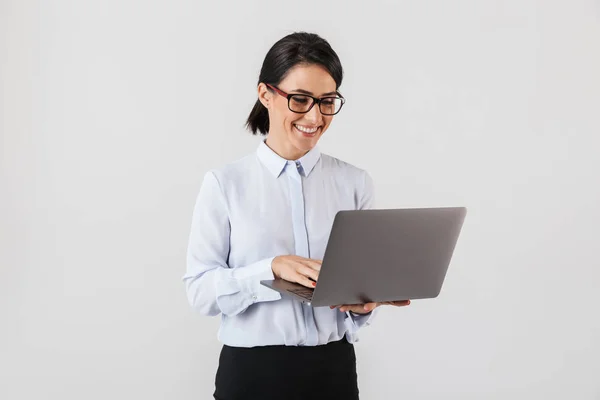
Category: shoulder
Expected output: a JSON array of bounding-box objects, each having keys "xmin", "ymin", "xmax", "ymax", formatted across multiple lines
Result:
[
  {"xmin": 195, "ymin": 153, "xmax": 260, "ymax": 210},
  {"xmin": 203, "ymin": 153, "xmax": 258, "ymax": 187},
  {"xmin": 320, "ymin": 153, "xmax": 374, "ymax": 209},
  {"xmin": 319, "ymin": 152, "xmax": 372, "ymax": 183}
]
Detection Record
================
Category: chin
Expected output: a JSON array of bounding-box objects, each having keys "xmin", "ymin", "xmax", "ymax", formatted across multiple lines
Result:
[{"xmin": 291, "ymin": 134, "xmax": 320, "ymax": 152}]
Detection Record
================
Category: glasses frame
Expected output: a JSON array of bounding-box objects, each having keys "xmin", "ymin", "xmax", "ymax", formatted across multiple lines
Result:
[{"xmin": 265, "ymin": 83, "xmax": 345, "ymax": 116}]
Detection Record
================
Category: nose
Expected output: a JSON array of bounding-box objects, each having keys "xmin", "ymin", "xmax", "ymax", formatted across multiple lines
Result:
[{"xmin": 305, "ymin": 102, "xmax": 322, "ymax": 124}]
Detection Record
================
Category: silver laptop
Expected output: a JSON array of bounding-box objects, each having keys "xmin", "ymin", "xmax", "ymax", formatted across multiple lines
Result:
[{"xmin": 260, "ymin": 207, "xmax": 467, "ymax": 307}]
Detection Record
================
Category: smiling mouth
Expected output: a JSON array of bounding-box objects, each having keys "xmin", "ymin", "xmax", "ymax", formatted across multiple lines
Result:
[{"xmin": 294, "ymin": 124, "xmax": 320, "ymax": 135}]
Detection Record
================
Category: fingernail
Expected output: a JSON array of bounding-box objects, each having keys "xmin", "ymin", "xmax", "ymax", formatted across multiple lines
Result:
[{"xmin": 312, "ymin": 282, "xmax": 316, "ymax": 287}]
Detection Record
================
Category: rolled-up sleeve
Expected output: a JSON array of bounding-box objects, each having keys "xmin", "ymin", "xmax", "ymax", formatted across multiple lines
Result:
[{"xmin": 183, "ymin": 171, "xmax": 281, "ymax": 317}]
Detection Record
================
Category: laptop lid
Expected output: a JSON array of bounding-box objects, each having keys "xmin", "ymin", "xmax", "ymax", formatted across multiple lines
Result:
[{"xmin": 308, "ymin": 207, "xmax": 467, "ymax": 307}]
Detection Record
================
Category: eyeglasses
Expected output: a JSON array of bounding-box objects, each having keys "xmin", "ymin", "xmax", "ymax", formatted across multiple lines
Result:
[{"xmin": 265, "ymin": 83, "xmax": 345, "ymax": 116}]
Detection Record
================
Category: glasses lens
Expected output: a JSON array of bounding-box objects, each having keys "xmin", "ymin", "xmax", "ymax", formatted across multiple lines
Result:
[
  {"xmin": 319, "ymin": 97, "xmax": 343, "ymax": 115},
  {"xmin": 288, "ymin": 95, "xmax": 344, "ymax": 115},
  {"xmin": 289, "ymin": 95, "xmax": 313, "ymax": 113}
]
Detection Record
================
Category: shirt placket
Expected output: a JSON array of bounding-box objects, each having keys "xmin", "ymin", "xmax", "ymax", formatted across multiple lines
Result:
[{"xmin": 286, "ymin": 160, "xmax": 318, "ymax": 346}]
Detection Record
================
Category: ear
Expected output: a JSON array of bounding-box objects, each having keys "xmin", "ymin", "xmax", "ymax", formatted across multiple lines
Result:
[{"xmin": 258, "ymin": 83, "xmax": 271, "ymax": 109}]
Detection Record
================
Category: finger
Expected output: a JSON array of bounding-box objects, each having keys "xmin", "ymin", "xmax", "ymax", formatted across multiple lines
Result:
[
  {"xmin": 342, "ymin": 303, "xmax": 378, "ymax": 313},
  {"xmin": 342, "ymin": 304, "xmax": 369, "ymax": 314},
  {"xmin": 300, "ymin": 257, "xmax": 321, "ymax": 263},
  {"xmin": 379, "ymin": 300, "xmax": 411, "ymax": 307},
  {"xmin": 339, "ymin": 305, "xmax": 359, "ymax": 313},
  {"xmin": 304, "ymin": 259, "xmax": 322, "ymax": 272},
  {"xmin": 298, "ymin": 265, "xmax": 319, "ymax": 282},
  {"xmin": 294, "ymin": 273, "xmax": 317, "ymax": 289}
]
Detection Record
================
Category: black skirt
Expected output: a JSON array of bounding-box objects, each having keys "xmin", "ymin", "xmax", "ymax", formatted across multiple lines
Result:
[{"xmin": 213, "ymin": 337, "xmax": 359, "ymax": 400}]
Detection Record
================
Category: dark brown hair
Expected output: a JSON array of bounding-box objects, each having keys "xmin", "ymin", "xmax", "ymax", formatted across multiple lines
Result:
[{"xmin": 245, "ymin": 32, "xmax": 344, "ymax": 135}]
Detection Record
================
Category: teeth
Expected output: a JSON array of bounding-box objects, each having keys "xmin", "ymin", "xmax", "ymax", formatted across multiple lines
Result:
[{"xmin": 294, "ymin": 124, "xmax": 318, "ymax": 134}]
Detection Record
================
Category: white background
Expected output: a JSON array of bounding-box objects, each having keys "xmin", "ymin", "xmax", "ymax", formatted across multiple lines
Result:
[{"xmin": 2, "ymin": 0, "xmax": 599, "ymax": 399}]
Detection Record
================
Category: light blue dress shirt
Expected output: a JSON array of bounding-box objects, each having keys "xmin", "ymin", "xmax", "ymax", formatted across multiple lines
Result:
[{"xmin": 183, "ymin": 139, "xmax": 377, "ymax": 347}]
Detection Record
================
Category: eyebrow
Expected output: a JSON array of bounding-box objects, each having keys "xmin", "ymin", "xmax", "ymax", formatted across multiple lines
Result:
[{"xmin": 292, "ymin": 88, "xmax": 338, "ymax": 97}]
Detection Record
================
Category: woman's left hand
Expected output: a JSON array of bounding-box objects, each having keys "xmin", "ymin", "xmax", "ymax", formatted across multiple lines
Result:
[{"xmin": 330, "ymin": 300, "xmax": 411, "ymax": 314}]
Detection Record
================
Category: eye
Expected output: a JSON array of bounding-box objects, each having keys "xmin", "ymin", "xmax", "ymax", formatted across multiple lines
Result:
[{"xmin": 291, "ymin": 96, "xmax": 310, "ymax": 104}]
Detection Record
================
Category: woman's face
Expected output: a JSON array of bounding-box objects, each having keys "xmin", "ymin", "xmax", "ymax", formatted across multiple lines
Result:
[{"xmin": 259, "ymin": 64, "xmax": 338, "ymax": 160}]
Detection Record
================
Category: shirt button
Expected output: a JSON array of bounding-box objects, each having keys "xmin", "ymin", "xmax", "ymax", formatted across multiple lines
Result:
[{"xmin": 252, "ymin": 295, "xmax": 257, "ymax": 301}]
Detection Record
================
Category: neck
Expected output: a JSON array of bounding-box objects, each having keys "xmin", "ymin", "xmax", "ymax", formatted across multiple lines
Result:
[{"xmin": 265, "ymin": 134, "xmax": 307, "ymax": 161}]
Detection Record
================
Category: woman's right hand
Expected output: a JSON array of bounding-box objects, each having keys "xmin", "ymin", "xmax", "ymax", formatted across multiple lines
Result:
[{"xmin": 271, "ymin": 255, "xmax": 322, "ymax": 288}]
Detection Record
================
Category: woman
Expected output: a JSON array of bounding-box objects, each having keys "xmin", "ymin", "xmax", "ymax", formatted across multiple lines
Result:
[{"xmin": 183, "ymin": 32, "xmax": 410, "ymax": 400}]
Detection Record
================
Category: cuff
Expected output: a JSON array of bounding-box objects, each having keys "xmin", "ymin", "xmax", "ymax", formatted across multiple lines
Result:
[
  {"xmin": 346, "ymin": 308, "xmax": 377, "ymax": 330},
  {"xmin": 215, "ymin": 257, "xmax": 281, "ymax": 315}
]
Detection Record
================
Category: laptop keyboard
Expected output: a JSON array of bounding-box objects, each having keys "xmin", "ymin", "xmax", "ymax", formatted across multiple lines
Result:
[{"xmin": 288, "ymin": 287, "xmax": 314, "ymax": 300}]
